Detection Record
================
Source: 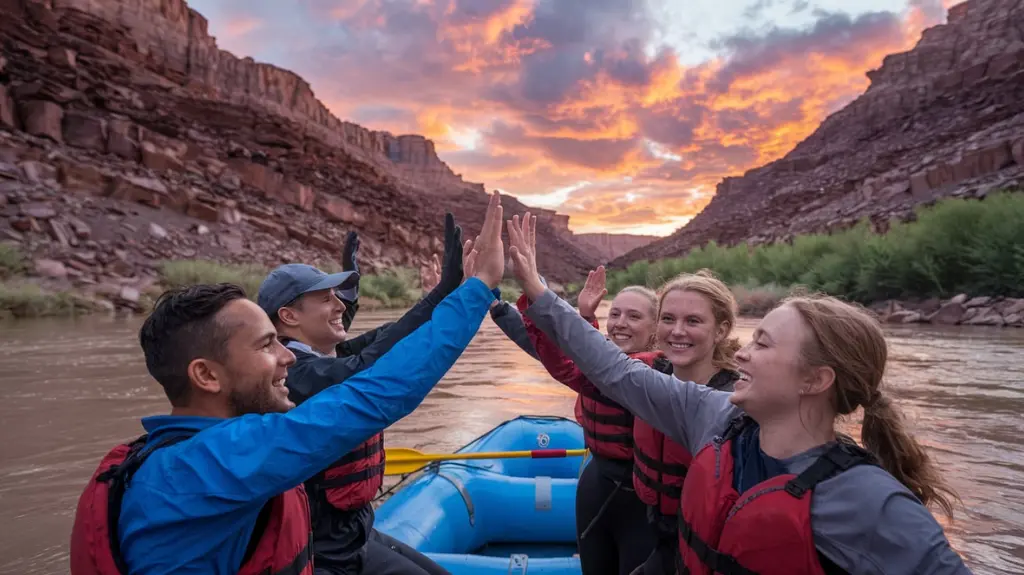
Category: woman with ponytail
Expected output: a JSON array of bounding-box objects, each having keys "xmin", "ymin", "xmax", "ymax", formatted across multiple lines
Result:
[{"xmin": 506, "ymin": 212, "xmax": 969, "ymax": 575}]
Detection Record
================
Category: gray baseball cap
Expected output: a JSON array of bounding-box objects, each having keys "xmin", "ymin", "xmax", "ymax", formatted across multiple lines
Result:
[{"xmin": 257, "ymin": 263, "xmax": 359, "ymax": 319}]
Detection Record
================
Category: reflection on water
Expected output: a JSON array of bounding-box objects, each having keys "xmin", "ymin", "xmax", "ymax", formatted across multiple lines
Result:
[{"xmin": 0, "ymin": 303, "xmax": 1022, "ymax": 574}]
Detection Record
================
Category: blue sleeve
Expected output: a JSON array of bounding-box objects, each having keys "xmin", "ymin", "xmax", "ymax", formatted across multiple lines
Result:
[{"xmin": 159, "ymin": 278, "xmax": 494, "ymax": 503}]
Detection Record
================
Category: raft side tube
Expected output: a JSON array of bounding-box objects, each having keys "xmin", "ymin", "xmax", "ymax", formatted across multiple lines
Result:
[{"xmin": 375, "ymin": 416, "xmax": 585, "ymax": 574}]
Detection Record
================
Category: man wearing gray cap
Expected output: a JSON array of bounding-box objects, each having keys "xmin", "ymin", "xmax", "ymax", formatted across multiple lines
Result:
[{"xmin": 257, "ymin": 212, "xmax": 473, "ymax": 575}]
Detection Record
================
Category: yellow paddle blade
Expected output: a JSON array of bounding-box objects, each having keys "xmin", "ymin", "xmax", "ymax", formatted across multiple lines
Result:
[{"xmin": 384, "ymin": 447, "xmax": 589, "ymax": 476}]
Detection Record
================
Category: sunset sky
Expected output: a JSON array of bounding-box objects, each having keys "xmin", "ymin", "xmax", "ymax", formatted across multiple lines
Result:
[{"xmin": 189, "ymin": 0, "xmax": 959, "ymax": 236}]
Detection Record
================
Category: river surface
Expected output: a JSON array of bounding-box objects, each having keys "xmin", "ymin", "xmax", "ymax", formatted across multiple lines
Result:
[{"xmin": 0, "ymin": 302, "xmax": 1022, "ymax": 575}]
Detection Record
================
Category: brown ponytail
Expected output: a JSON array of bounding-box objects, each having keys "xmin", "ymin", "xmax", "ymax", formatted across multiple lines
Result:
[
  {"xmin": 658, "ymin": 269, "xmax": 740, "ymax": 371},
  {"xmin": 785, "ymin": 294, "xmax": 961, "ymax": 519},
  {"xmin": 862, "ymin": 392, "xmax": 958, "ymax": 519}
]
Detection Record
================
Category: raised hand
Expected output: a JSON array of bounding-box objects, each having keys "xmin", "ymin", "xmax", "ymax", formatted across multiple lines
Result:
[
  {"xmin": 468, "ymin": 191, "xmax": 505, "ymax": 289},
  {"xmin": 461, "ymin": 239, "xmax": 475, "ymax": 283},
  {"xmin": 577, "ymin": 266, "xmax": 608, "ymax": 320},
  {"xmin": 506, "ymin": 211, "xmax": 545, "ymax": 300},
  {"xmin": 420, "ymin": 254, "xmax": 441, "ymax": 292},
  {"xmin": 434, "ymin": 212, "xmax": 465, "ymax": 295},
  {"xmin": 341, "ymin": 231, "xmax": 360, "ymax": 274}
]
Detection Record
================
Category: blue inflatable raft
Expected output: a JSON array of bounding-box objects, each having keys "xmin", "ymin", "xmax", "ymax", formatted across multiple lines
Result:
[{"xmin": 374, "ymin": 415, "xmax": 587, "ymax": 574}]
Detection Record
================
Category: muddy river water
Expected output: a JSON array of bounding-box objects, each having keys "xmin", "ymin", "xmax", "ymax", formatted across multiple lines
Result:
[{"xmin": 1, "ymin": 302, "xmax": 1022, "ymax": 574}]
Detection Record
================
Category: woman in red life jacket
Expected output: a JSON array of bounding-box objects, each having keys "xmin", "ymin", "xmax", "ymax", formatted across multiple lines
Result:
[
  {"xmin": 507, "ymin": 213, "xmax": 971, "ymax": 575},
  {"xmin": 516, "ymin": 257, "xmax": 660, "ymax": 575},
  {"xmin": 631, "ymin": 270, "xmax": 741, "ymax": 575}
]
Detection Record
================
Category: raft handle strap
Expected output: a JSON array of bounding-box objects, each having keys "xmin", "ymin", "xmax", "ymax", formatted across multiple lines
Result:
[
  {"xmin": 432, "ymin": 466, "xmax": 475, "ymax": 527},
  {"xmin": 535, "ymin": 476, "xmax": 552, "ymax": 511},
  {"xmin": 508, "ymin": 553, "xmax": 529, "ymax": 574}
]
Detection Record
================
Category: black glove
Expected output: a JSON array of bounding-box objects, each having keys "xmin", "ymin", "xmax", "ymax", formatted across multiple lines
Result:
[
  {"xmin": 431, "ymin": 213, "xmax": 464, "ymax": 299},
  {"xmin": 341, "ymin": 231, "xmax": 360, "ymax": 274},
  {"xmin": 337, "ymin": 231, "xmax": 360, "ymax": 305}
]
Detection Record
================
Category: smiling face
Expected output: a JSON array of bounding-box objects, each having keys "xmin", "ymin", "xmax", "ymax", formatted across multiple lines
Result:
[
  {"xmin": 605, "ymin": 290, "xmax": 657, "ymax": 353},
  {"xmin": 279, "ymin": 288, "xmax": 348, "ymax": 351},
  {"xmin": 215, "ymin": 299, "xmax": 297, "ymax": 416},
  {"xmin": 656, "ymin": 289, "xmax": 727, "ymax": 371},
  {"xmin": 730, "ymin": 303, "xmax": 810, "ymax": 418}
]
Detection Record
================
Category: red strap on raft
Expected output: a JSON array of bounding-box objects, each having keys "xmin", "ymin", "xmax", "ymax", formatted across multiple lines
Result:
[{"xmin": 532, "ymin": 449, "xmax": 570, "ymax": 458}]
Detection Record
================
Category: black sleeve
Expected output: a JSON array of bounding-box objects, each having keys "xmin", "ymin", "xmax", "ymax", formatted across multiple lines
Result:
[
  {"xmin": 336, "ymin": 323, "xmax": 394, "ymax": 357},
  {"xmin": 340, "ymin": 296, "xmax": 358, "ymax": 332},
  {"xmin": 288, "ymin": 289, "xmax": 447, "ymax": 402}
]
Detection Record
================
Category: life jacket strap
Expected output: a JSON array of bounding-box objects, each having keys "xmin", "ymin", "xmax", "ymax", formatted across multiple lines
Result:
[
  {"xmin": 677, "ymin": 519, "xmax": 761, "ymax": 575},
  {"xmin": 634, "ymin": 446, "xmax": 689, "ymax": 477},
  {"xmin": 319, "ymin": 462, "xmax": 386, "ymax": 489},
  {"xmin": 784, "ymin": 443, "xmax": 872, "ymax": 498},
  {"xmin": 633, "ymin": 463, "xmax": 683, "ymax": 498}
]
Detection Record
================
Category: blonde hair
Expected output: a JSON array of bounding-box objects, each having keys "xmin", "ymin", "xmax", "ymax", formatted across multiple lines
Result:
[
  {"xmin": 617, "ymin": 285, "xmax": 658, "ymax": 317},
  {"xmin": 783, "ymin": 294, "xmax": 960, "ymax": 519},
  {"xmin": 657, "ymin": 269, "xmax": 740, "ymax": 370}
]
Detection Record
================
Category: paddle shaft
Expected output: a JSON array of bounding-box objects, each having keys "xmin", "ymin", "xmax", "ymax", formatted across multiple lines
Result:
[{"xmin": 396, "ymin": 448, "xmax": 587, "ymax": 464}]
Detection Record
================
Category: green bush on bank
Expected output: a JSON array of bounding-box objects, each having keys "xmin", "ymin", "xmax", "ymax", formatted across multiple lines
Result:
[
  {"xmin": 0, "ymin": 242, "xmax": 26, "ymax": 279},
  {"xmin": 605, "ymin": 190, "xmax": 1024, "ymax": 304},
  {"xmin": 0, "ymin": 281, "xmax": 87, "ymax": 318},
  {"xmin": 158, "ymin": 259, "xmax": 424, "ymax": 309}
]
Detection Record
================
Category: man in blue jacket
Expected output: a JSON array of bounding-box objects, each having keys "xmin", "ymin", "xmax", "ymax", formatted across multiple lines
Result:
[{"xmin": 69, "ymin": 191, "xmax": 509, "ymax": 575}]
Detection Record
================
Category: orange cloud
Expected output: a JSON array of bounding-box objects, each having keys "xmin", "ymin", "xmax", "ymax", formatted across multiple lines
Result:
[{"xmin": 195, "ymin": 0, "xmax": 953, "ymax": 236}]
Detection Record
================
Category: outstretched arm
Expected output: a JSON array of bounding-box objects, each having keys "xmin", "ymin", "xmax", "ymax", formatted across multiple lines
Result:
[
  {"xmin": 164, "ymin": 278, "xmax": 496, "ymax": 503},
  {"xmin": 515, "ymin": 293, "xmax": 593, "ymax": 393},
  {"xmin": 504, "ymin": 213, "xmax": 738, "ymax": 452},
  {"xmin": 287, "ymin": 214, "xmax": 468, "ymax": 403},
  {"xmin": 489, "ymin": 298, "xmax": 540, "ymax": 360},
  {"xmin": 158, "ymin": 189, "xmax": 508, "ymax": 505},
  {"xmin": 524, "ymin": 288, "xmax": 737, "ymax": 452},
  {"xmin": 338, "ymin": 231, "xmax": 361, "ymax": 331}
]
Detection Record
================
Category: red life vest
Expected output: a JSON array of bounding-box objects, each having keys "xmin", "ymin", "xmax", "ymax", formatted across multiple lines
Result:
[
  {"xmin": 315, "ymin": 432, "xmax": 385, "ymax": 511},
  {"xmin": 70, "ymin": 432, "xmax": 314, "ymax": 575},
  {"xmin": 676, "ymin": 417, "xmax": 873, "ymax": 575},
  {"xmin": 633, "ymin": 364, "xmax": 740, "ymax": 516},
  {"xmin": 574, "ymin": 350, "xmax": 663, "ymax": 460}
]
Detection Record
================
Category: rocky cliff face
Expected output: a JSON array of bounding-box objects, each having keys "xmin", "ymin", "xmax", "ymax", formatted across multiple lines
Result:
[
  {"xmin": 48, "ymin": 0, "xmax": 482, "ymax": 195},
  {"xmin": 612, "ymin": 0, "xmax": 1024, "ymax": 268},
  {"xmin": 0, "ymin": 0, "xmax": 598, "ymax": 308},
  {"xmin": 574, "ymin": 233, "xmax": 657, "ymax": 264}
]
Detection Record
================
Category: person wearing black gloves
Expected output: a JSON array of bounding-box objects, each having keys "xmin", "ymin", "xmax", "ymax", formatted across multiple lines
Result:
[
  {"xmin": 336, "ymin": 230, "xmax": 362, "ymax": 331},
  {"xmin": 256, "ymin": 214, "xmax": 468, "ymax": 575}
]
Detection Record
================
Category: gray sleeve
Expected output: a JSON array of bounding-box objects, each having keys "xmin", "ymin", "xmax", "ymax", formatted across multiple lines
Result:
[
  {"xmin": 812, "ymin": 465, "xmax": 973, "ymax": 575},
  {"xmin": 523, "ymin": 289, "xmax": 740, "ymax": 453},
  {"xmin": 489, "ymin": 301, "xmax": 540, "ymax": 360}
]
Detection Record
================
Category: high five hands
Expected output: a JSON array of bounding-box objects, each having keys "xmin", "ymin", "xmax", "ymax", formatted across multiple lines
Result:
[
  {"xmin": 506, "ymin": 211, "xmax": 547, "ymax": 301},
  {"xmin": 465, "ymin": 191, "xmax": 506, "ymax": 289},
  {"xmin": 576, "ymin": 266, "xmax": 608, "ymax": 321}
]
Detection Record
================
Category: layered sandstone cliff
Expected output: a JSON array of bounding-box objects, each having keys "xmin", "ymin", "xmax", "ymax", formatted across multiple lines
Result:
[
  {"xmin": 574, "ymin": 233, "xmax": 657, "ymax": 264},
  {"xmin": 48, "ymin": 0, "xmax": 482, "ymax": 195},
  {"xmin": 612, "ymin": 0, "xmax": 1024, "ymax": 268},
  {"xmin": 0, "ymin": 0, "xmax": 598, "ymax": 309}
]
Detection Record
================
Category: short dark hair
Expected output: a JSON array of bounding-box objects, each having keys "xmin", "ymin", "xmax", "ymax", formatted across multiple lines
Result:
[{"xmin": 139, "ymin": 283, "xmax": 247, "ymax": 406}]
